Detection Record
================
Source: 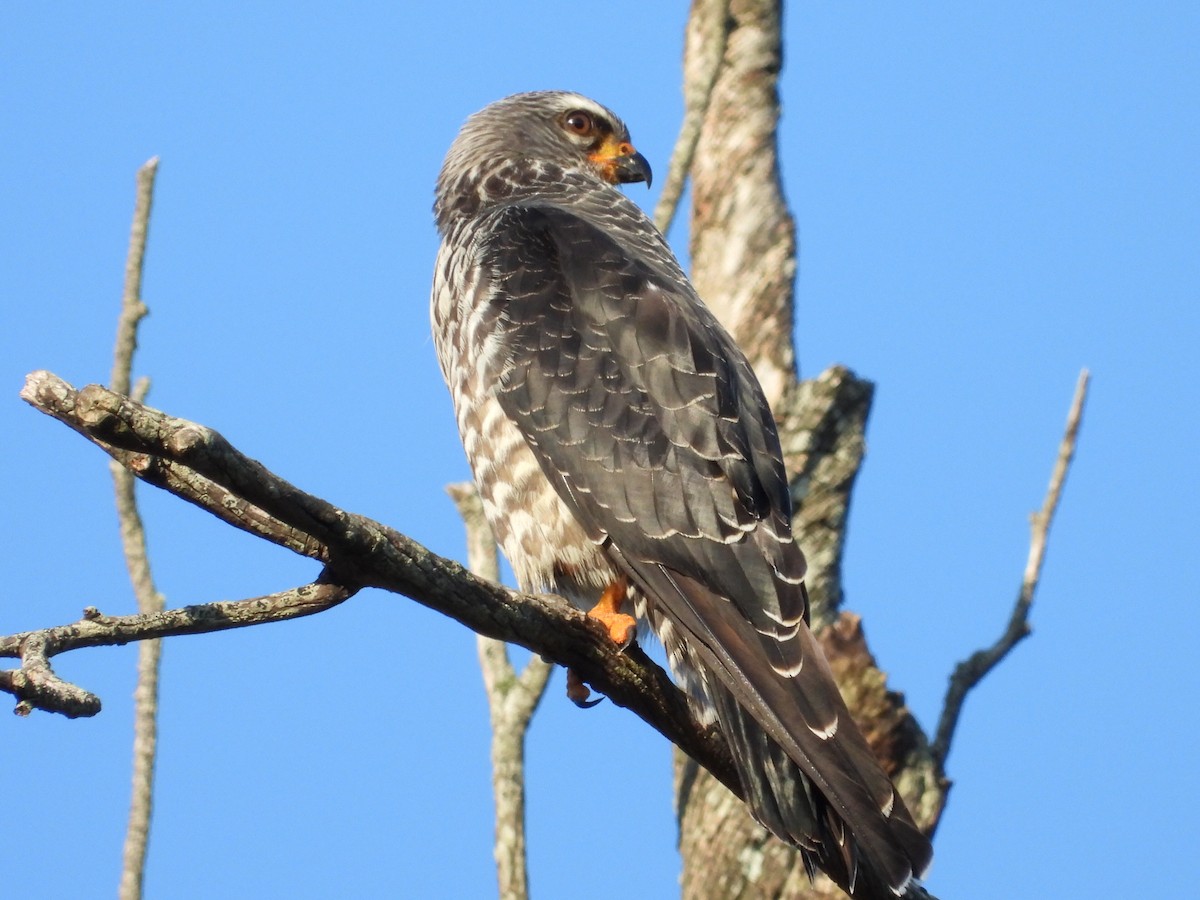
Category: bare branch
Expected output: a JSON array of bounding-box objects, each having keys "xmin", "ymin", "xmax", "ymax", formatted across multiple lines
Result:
[
  {"xmin": 449, "ymin": 483, "xmax": 551, "ymax": 900},
  {"xmin": 514, "ymin": 654, "xmax": 552, "ymax": 715},
  {"xmin": 447, "ymin": 483, "xmax": 553, "ymax": 717},
  {"xmin": 652, "ymin": 0, "xmax": 729, "ymax": 237},
  {"xmin": 3, "ymin": 632, "xmax": 102, "ymax": 718},
  {"xmin": 447, "ymin": 484, "xmax": 502, "ymax": 584},
  {"xmin": 1, "ymin": 581, "xmax": 355, "ymax": 717},
  {"xmin": 12, "ymin": 372, "xmax": 742, "ymax": 800},
  {"xmin": 111, "ymin": 158, "xmax": 158, "ymax": 397},
  {"xmin": 22, "ymin": 372, "xmax": 335, "ymax": 561},
  {"xmin": 112, "ymin": 441, "xmax": 327, "ymax": 559},
  {"xmin": 111, "ymin": 155, "xmax": 162, "ymax": 900},
  {"xmin": 932, "ymin": 369, "xmax": 1091, "ymax": 770}
]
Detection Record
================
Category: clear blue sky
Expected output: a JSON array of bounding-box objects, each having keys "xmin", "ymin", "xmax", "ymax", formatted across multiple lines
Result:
[{"xmin": 3, "ymin": 4, "xmax": 1197, "ymax": 898}]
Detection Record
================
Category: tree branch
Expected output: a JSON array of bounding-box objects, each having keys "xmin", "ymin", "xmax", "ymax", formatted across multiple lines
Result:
[
  {"xmin": 652, "ymin": 0, "xmax": 729, "ymax": 237},
  {"xmin": 1, "ymin": 581, "xmax": 355, "ymax": 717},
  {"xmin": 10, "ymin": 372, "xmax": 743, "ymax": 801},
  {"xmin": 21, "ymin": 372, "xmax": 336, "ymax": 562},
  {"xmin": 931, "ymin": 369, "xmax": 1091, "ymax": 769},
  {"xmin": 448, "ymin": 483, "xmax": 551, "ymax": 900},
  {"xmin": 110, "ymin": 158, "xmax": 157, "ymax": 398},
  {"xmin": 776, "ymin": 366, "xmax": 874, "ymax": 631},
  {"xmin": 2, "ymin": 631, "xmax": 104, "ymax": 718},
  {"xmin": 111, "ymin": 155, "xmax": 162, "ymax": 900}
]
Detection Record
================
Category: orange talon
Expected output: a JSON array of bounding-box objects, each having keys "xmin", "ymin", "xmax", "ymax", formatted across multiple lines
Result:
[
  {"xmin": 588, "ymin": 576, "xmax": 636, "ymax": 648},
  {"xmin": 565, "ymin": 578, "xmax": 636, "ymax": 709}
]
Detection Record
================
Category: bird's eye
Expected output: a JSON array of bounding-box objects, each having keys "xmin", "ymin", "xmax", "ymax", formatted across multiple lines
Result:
[{"xmin": 563, "ymin": 110, "xmax": 594, "ymax": 136}]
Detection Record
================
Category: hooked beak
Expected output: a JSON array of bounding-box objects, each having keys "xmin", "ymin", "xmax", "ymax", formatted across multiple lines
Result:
[
  {"xmin": 613, "ymin": 149, "xmax": 652, "ymax": 188},
  {"xmin": 589, "ymin": 137, "xmax": 653, "ymax": 189}
]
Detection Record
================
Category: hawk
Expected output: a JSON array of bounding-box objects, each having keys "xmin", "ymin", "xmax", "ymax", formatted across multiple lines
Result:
[{"xmin": 431, "ymin": 91, "xmax": 932, "ymax": 898}]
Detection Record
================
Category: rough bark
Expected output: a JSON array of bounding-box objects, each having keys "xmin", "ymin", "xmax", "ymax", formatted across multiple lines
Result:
[{"xmin": 687, "ymin": 0, "xmax": 796, "ymax": 411}]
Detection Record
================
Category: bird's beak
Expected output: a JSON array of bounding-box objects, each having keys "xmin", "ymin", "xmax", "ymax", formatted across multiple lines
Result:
[
  {"xmin": 590, "ymin": 137, "xmax": 653, "ymax": 188},
  {"xmin": 614, "ymin": 149, "xmax": 652, "ymax": 188}
]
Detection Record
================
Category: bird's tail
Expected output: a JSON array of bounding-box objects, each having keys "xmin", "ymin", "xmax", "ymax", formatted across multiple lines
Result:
[{"xmin": 708, "ymin": 683, "xmax": 932, "ymax": 900}]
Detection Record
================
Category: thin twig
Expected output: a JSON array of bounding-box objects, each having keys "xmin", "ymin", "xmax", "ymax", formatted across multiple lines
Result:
[
  {"xmin": 111, "ymin": 158, "xmax": 158, "ymax": 397},
  {"xmin": 448, "ymin": 482, "xmax": 550, "ymax": 900},
  {"xmin": 1, "ymin": 581, "xmax": 355, "ymax": 717},
  {"xmin": 112, "ymin": 156, "xmax": 162, "ymax": 900},
  {"xmin": 652, "ymin": 0, "xmax": 729, "ymax": 236},
  {"xmin": 932, "ymin": 369, "xmax": 1090, "ymax": 769}
]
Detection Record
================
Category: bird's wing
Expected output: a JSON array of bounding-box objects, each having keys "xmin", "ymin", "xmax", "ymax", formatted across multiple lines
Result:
[
  {"xmin": 478, "ymin": 200, "xmax": 931, "ymax": 891},
  {"xmin": 482, "ymin": 200, "xmax": 803, "ymax": 621}
]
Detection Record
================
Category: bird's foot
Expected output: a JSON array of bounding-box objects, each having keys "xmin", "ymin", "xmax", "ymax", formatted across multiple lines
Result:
[
  {"xmin": 588, "ymin": 576, "xmax": 636, "ymax": 649},
  {"xmin": 566, "ymin": 578, "xmax": 636, "ymax": 708}
]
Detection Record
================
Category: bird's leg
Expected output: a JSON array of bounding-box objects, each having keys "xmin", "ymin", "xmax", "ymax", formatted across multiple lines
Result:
[{"xmin": 566, "ymin": 576, "xmax": 637, "ymax": 708}]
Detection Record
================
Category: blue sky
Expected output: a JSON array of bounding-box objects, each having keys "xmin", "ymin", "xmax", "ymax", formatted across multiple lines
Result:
[{"xmin": 3, "ymin": 3, "xmax": 1197, "ymax": 898}]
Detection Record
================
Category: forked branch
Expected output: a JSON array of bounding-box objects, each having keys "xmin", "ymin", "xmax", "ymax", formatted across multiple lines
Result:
[
  {"xmin": 7, "ymin": 372, "xmax": 740, "ymax": 802},
  {"xmin": 1, "ymin": 581, "xmax": 355, "ymax": 717}
]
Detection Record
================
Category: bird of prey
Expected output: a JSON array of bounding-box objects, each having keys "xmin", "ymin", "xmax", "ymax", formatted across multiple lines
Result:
[{"xmin": 430, "ymin": 91, "xmax": 932, "ymax": 897}]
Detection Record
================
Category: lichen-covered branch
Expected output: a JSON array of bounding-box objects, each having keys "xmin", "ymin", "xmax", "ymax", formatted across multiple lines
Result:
[
  {"xmin": 9, "ymin": 372, "xmax": 744, "ymax": 805},
  {"xmin": 448, "ymin": 483, "xmax": 551, "ymax": 900},
  {"xmin": 2, "ymin": 631, "xmax": 104, "ymax": 718},
  {"xmin": 1, "ymin": 581, "xmax": 355, "ymax": 717},
  {"xmin": 931, "ymin": 369, "xmax": 1090, "ymax": 770}
]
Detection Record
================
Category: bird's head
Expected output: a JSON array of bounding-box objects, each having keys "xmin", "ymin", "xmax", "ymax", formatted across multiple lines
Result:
[{"xmin": 435, "ymin": 91, "xmax": 652, "ymax": 228}]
